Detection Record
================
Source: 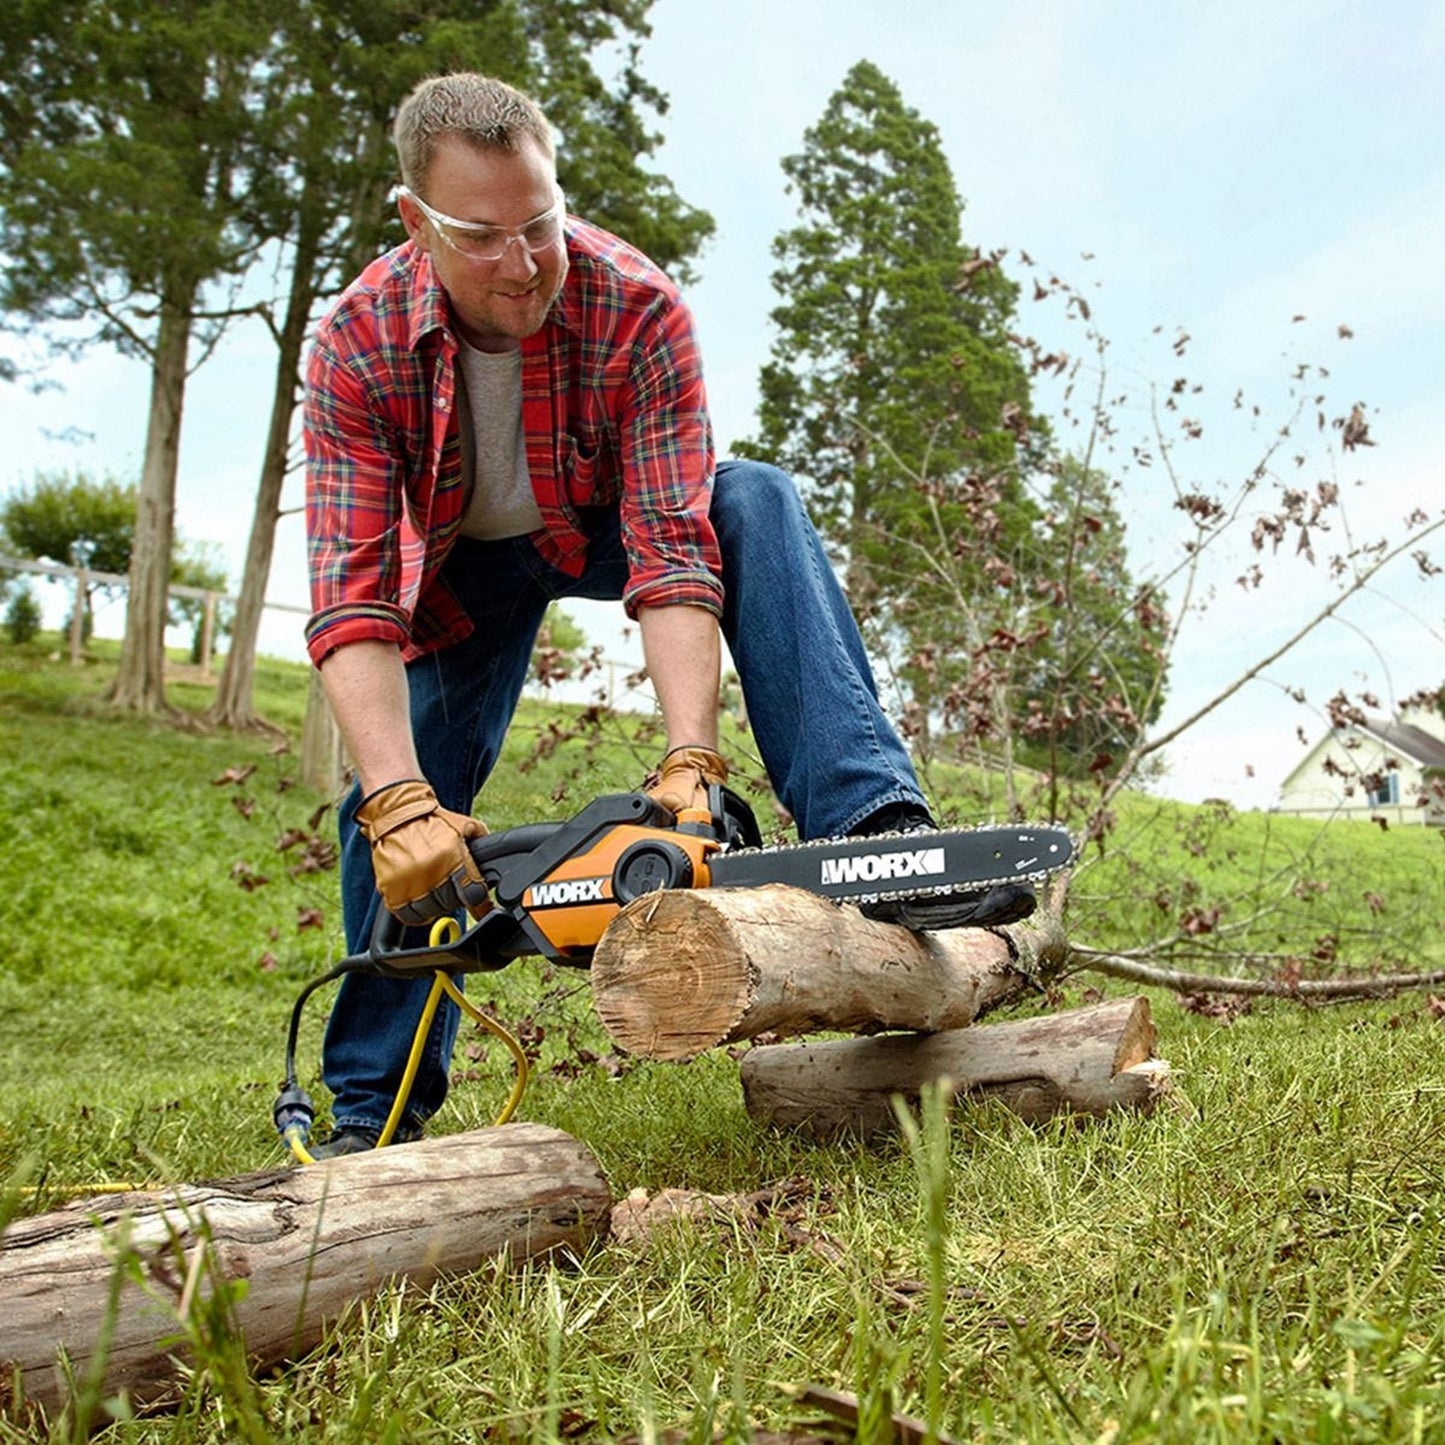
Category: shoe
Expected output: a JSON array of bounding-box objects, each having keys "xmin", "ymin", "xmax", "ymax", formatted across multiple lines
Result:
[
  {"xmin": 852, "ymin": 803, "xmax": 1036, "ymax": 932},
  {"xmin": 308, "ymin": 1127, "xmax": 380, "ymax": 1159},
  {"xmin": 309, "ymin": 1122, "xmax": 423, "ymax": 1160},
  {"xmin": 861, "ymin": 881, "xmax": 1036, "ymax": 931}
]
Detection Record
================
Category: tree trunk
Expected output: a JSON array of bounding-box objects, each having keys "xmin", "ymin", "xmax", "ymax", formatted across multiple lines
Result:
[
  {"xmin": 739, "ymin": 996, "xmax": 1172, "ymax": 1139},
  {"xmin": 300, "ymin": 665, "xmax": 347, "ymax": 795},
  {"xmin": 590, "ymin": 883, "xmax": 1064, "ymax": 1061},
  {"xmin": 106, "ymin": 288, "xmax": 192, "ymax": 715},
  {"xmin": 210, "ymin": 212, "xmax": 323, "ymax": 730},
  {"xmin": 0, "ymin": 1125, "xmax": 610, "ymax": 1425}
]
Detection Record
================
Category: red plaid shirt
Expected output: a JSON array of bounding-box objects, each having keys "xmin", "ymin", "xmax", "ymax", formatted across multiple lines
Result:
[{"xmin": 303, "ymin": 219, "xmax": 721, "ymax": 664}]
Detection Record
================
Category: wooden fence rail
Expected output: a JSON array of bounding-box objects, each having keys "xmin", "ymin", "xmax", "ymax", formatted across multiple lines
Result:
[{"xmin": 0, "ymin": 552, "xmax": 309, "ymax": 676}]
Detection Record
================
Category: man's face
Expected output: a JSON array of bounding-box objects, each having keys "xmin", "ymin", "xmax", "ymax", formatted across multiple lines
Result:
[{"xmin": 398, "ymin": 133, "xmax": 567, "ymax": 352}]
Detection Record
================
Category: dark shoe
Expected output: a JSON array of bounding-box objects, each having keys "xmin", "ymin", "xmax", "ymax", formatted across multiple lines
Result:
[
  {"xmin": 309, "ymin": 1121, "xmax": 424, "ymax": 1160},
  {"xmin": 309, "ymin": 1127, "xmax": 381, "ymax": 1159},
  {"xmin": 852, "ymin": 804, "xmax": 1036, "ymax": 932},
  {"xmin": 851, "ymin": 802, "xmax": 935, "ymax": 837},
  {"xmin": 861, "ymin": 881, "xmax": 1036, "ymax": 931}
]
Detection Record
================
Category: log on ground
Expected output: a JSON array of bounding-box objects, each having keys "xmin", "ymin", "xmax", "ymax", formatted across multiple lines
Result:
[
  {"xmin": 740, "ymin": 996, "xmax": 1171, "ymax": 1138},
  {"xmin": 590, "ymin": 883, "xmax": 1066, "ymax": 1062},
  {"xmin": 0, "ymin": 1123, "xmax": 610, "ymax": 1424}
]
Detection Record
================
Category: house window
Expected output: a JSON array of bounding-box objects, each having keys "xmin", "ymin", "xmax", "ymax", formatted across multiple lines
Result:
[{"xmin": 1367, "ymin": 772, "xmax": 1400, "ymax": 807}]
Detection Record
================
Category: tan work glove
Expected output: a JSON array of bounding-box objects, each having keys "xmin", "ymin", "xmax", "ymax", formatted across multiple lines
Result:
[
  {"xmin": 356, "ymin": 779, "xmax": 490, "ymax": 926},
  {"xmin": 645, "ymin": 745, "xmax": 728, "ymax": 817}
]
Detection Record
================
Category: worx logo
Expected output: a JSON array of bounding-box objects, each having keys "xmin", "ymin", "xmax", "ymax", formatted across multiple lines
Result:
[
  {"xmin": 820, "ymin": 847, "xmax": 948, "ymax": 887},
  {"xmin": 527, "ymin": 876, "xmax": 608, "ymax": 908}
]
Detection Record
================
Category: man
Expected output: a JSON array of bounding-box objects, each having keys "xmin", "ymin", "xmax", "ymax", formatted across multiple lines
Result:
[{"xmin": 304, "ymin": 73, "xmax": 1028, "ymax": 1158}]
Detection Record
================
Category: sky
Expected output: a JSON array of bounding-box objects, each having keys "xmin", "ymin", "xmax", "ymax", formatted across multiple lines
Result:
[{"xmin": 2, "ymin": 0, "xmax": 1442, "ymax": 810}]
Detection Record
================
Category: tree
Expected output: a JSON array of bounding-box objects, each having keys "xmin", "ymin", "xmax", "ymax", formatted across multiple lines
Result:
[
  {"xmin": 738, "ymin": 61, "xmax": 1037, "ymax": 621},
  {"xmin": 736, "ymin": 61, "xmax": 1051, "ymax": 743},
  {"xmin": 0, "ymin": 469, "xmax": 136, "ymax": 636},
  {"xmin": 0, "ymin": 0, "xmax": 275, "ymax": 715},
  {"xmin": 209, "ymin": 0, "xmax": 716, "ymax": 730},
  {"xmin": 904, "ymin": 452, "xmax": 1170, "ymax": 787},
  {"xmin": 0, "ymin": 470, "xmax": 135, "ymax": 575},
  {"xmin": 1020, "ymin": 456, "xmax": 1170, "ymax": 776}
]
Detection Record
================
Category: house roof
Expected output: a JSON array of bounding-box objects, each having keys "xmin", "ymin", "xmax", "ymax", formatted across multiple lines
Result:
[{"xmin": 1359, "ymin": 717, "xmax": 1445, "ymax": 770}]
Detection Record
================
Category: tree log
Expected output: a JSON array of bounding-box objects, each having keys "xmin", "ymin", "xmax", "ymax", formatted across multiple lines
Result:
[
  {"xmin": 591, "ymin": 883, "xmax": 1067, "ymax": 1061},
  {"xmin": 0, "ymin": 1123, "xmax": 610, "ymax": 1424},
  {"xmin": 739, "ymin": 996, "xmax": 1171, "ymax": 1138}
]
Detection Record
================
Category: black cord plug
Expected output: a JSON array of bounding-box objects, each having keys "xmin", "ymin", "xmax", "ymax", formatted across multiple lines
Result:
[{"xmin": 272, "ymin": 1081, "xmax": 315, "ymax": 1142}]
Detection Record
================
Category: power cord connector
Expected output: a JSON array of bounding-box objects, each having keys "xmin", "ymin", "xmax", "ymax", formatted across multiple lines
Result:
[{"xmin": 273, "ymin": 1081, "xmax": 317, "ymax": 1164}]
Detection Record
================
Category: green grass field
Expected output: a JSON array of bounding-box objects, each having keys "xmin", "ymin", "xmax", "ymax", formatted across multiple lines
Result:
[{"xmin": 2, "ymin": 637, "xmax": 1444, "ymax": 1443}]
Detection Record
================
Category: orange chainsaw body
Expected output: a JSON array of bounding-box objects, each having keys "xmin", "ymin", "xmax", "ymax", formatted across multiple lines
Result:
[{"xmin": 516, "ymin": 815, "xmax": 721, "ymax": 957}]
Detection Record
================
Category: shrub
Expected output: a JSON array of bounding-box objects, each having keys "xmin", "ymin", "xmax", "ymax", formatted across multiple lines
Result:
[{"xmin": 4, "ymin": 584, "xmax": 42, "ymax": 644}]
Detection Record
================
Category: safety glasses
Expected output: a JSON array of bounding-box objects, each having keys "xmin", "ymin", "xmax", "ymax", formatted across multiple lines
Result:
[{"xmin": 398, "ymin": 185, "xmax": 566, "ymax": 261}]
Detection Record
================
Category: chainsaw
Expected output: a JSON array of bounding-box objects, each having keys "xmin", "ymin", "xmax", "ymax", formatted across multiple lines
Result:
[
  {"xmin": 346, "ymin": 785, "xmax": 1075, "ymax": 977},
  {"xmin": 273, "ymin": 788, "xmax": 1074, "ymax": 1156}
]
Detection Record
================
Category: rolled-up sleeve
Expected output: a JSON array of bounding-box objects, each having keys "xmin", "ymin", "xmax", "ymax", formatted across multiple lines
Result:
[
  {"xmin": 617, "ymin": 293, "xmax": 723, "ymax": 619},
  {"xmin": 303, "ymin": 337, "xmax": 415, "ymax": 664}
]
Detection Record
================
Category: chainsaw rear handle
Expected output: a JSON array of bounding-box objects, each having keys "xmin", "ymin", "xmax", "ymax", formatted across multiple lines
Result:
[{"xmin": 359, "ymin": 787, "xmax": 761, "ymax": 972}]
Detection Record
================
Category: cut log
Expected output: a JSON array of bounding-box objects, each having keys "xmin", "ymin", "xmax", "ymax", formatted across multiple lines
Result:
[
  {"xmin": 0, "ymin": 1123, "xmax": 610, "ymax": 1424},
  {"xmin": 739, "ymin": 996, "xmax": 1171, "ymax": 1138},
  {"xmin": 590, "ymin": 883, "xmax": 1067, "ymax": 1061}
]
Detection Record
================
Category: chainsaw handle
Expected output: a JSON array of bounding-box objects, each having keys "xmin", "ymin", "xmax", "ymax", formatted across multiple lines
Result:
[{"xmin": 468, "ymin": 822, "xmax": 561, "ymax": 871}]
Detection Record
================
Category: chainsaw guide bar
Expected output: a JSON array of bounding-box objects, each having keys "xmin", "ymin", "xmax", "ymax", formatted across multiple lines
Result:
[{"xmin": 709, "ymin": 824, "xmax": 1074, "ymax": 907}]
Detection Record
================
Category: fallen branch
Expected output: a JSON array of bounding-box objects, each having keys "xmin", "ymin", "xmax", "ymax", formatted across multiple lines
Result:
[
  {"xmin": 1076, "ymin": 949, "xmax": 1445, "ymax": 1000},
  {"xmin": 740, "ymin": 997, "xmax": 1170, "ymax": 1138}
]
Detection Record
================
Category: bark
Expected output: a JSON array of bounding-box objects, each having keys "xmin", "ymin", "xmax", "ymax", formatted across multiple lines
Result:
[
  {"xmin": 0, "ymin": 1125, "xmax": 610, "ymax": 1426},
  {"xmin": 739, "ymin": 996, "xmax": 1171, "ymax": 1139},
  {"xmin": 300, "ymin": 665, "xmax": 347, "ymax": 796},
  {"xmin": 590, "ymin": 883, "xmax": 1067, "ymax": 1061},
  {"xmin": 210, "ymin": 210, "xmax": 324, "ymax": 730},
  {"xmin": 106, "ymin": 286, "xmax": 192, "ymax": 715}
]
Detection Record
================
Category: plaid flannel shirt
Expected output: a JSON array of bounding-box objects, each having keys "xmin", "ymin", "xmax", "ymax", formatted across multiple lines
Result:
[{"xmin": 303, "ymin": 218, "xmax": 721, "ymax": 665}]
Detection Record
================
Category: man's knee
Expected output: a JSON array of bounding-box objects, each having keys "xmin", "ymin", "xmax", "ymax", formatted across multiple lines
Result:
[{"xmin": 712, "ymin": 457, "xmax": 803, "ymax": 534}]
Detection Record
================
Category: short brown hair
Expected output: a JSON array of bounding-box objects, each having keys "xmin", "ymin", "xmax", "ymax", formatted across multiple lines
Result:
[{"xmin": 393, "ymin": 73, "xmax": 553, "ymax": 192}]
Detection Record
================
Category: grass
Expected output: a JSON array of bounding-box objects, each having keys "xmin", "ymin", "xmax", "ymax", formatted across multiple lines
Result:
[{"xmin": 2, "ymin": 636, "xmax": 1444, "ymax": 1441}]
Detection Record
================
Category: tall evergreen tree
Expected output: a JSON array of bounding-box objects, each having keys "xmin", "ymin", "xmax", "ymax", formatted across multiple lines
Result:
[
  {"xmin": 740, "ymin": 62, "xmax": 1170, "ymax": 772},
  {"xmin": 738, "ymin": 59, "xmax": 1037, "ymax": 635}
]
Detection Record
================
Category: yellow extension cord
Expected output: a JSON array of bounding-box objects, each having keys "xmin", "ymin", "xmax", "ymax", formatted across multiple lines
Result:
[
  {"xmin": 13, "ymin": 920, "xmax": 530, "ymax": 1201},
  {"xmin": 286, "ymin": 915, "xmax": 531, "ymax": 1166}
]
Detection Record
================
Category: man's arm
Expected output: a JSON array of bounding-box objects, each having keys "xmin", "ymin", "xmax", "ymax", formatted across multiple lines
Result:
[
  {"xmin": 318, "ymin": 640, "xmax": 421, "ymax": 796},
  {"xmin": 638, "ymin": 603, "xmax": 720, "ymax": 751}
]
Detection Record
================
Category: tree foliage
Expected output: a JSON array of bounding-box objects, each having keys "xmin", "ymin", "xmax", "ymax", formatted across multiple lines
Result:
[
  {"xmin": 0, "ymin": 469, "xmax": 136, "ymax": 574},
  {"xmin": 739, "ymin": 61, "xmax": 1168, "ymax": 774},
  {"xmin": 738, "ymin": 60, "xmax": 1037, "ymax": 610},
  {"xmin": 2, "ymin": 0, "xmax": 715, "ymax": 724},
  {"xmin": 0, "ymin": 0, "xmax": 278, "ymax": 713}
]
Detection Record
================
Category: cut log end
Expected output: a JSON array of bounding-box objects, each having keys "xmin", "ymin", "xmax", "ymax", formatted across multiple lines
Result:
[{"xmin": 590, "ymin": 888, "xmax": 758, "ymax": 1060}]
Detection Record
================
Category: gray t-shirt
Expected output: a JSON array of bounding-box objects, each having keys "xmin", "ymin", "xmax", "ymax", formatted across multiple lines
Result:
[{"xmin": 455, "ymin": 342, "xmax": 545, "ymax": 540}]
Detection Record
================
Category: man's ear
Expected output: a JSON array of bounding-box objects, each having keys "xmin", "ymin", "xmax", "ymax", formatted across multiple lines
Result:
[{"xmin": 396, "ymin": 191, "xmax": 430, "ymax": 251}]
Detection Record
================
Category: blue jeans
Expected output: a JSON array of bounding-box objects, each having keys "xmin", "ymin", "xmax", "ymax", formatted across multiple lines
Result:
[{"xmin": 322, "ymin": 459, "xmax": 926, "ymax": 1134}]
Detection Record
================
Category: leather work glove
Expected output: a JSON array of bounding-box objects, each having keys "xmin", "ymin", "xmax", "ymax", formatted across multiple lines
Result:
[
  {"xmin": 355, "ymin": 779, "xmax": 491, "ymax": 926},
  {"xmin": 645, "ymin": 745, "xmax": 728, "ymax": 817}
]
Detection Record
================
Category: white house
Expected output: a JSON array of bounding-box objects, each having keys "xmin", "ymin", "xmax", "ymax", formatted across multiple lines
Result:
[{"xmin": 1278, "ymin": 701, "xmax": 1445, "ymax": 826}]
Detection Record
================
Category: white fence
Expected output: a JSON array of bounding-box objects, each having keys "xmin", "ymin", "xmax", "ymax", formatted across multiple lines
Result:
[{"xmin": 1, "ymin": 552, "xmax": 308, "ymax": 674}]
